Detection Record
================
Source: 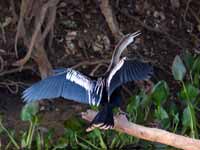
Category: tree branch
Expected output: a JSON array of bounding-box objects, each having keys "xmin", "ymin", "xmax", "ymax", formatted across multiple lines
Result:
[
  {"xmin": 99, "ymin": 0, "xmax": 123, "ymax": 40},
  {"xmin": 82, "ymin": 109, "xmax": 200, "ymax": 150},
  {"xmin": 13, "ymin": 0, "xmax": 55, "ymax": 67}
]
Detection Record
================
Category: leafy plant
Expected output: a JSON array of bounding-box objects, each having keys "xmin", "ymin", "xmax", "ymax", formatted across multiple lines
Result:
[
  {"xmin": 21, "ymin": 102, "xmax": 40, "ymax": 149},
  {"xmin": 173, "ymin": 54, "xmax": 199, "ymax": 138}
]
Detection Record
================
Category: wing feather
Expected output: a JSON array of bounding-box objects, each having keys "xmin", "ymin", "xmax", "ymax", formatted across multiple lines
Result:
[
  {"xmin": 23, "ymin": 68, "xmax": 101, "ymax": 106},
  {"xmin": 107, "ymin": 57, "xmax": 153, "ymax": 96}
]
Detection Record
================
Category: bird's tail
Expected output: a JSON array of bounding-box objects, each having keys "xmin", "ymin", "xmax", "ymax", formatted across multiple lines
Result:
[{"xmin": 87, "ymin": 104, "xmax": 114, "ymax": 132}]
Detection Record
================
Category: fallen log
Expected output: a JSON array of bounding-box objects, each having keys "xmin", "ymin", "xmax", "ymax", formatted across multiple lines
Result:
[{"xmin": 82, "ymin": 109, "xmax": 200, "ymax": 150}]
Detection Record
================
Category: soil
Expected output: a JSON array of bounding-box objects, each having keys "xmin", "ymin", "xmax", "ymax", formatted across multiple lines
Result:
[{"xmin": 0, "ymin": 0, "xmax": 200, "ymax": 143}]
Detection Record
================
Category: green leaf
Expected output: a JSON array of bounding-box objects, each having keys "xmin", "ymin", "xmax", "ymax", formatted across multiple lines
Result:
[
  {"xmin": 192, "ymin": 56, "xmax": 200, "ymax": 73},
  {"xmin": 180, "ymin": 83, "xmax": 199, "ymax": 101},
  {"xmin": 21, "ymin": 102, "xmax": 39, "ymax": 121},
  {"xmin": 151, "ymin": 81, "xmax": 169, "ymax": 106},
  {"xmin": 193, "ymin": 73, "xmax": 199, "ymax": 87},
  {"xmin": 169, "ymin": 103, "xmax": 178, "ymax": 115},
  {"xmin": 126, "ymin": 95, "xmax": 140, "ymax": 112},
  {"xmin": 182, "ymin": 107, "xmax": 191, "ymax": 128},
  {"xmin": 155, "ymin": 107, "xmax": 169, "ymax": 120},
  {"xmin": 183, "ymin": 51, "xmax": 194, "ymax": 70},
  {"xmin": 155, "ymin": 106, "xmax": 169, "ymax": 128},
  {"xmin": 172, "ymin": 55, "xmax": 186, "ymax": 81},
  {"xmin": 140, "ymin": 92, "xmax": 151, "ymax": 107}
]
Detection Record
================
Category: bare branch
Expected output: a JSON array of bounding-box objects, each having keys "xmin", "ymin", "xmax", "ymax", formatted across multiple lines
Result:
[
  {"xmin": 99, "ymin": 0, "xmax": 123, "ymax": 40},
  {"xmin": 82, "ymin": 110, "xmax": 200, "ymax": 150},
  {"xmin": 13, "ymin": 0, "xmax": 59, "ymax": 67},
  {"xmin": 40, "ymin": 4, "xmax": 57, "ymax": 42},
  {"xmin": 0, "ymin": 65, "xmax": 34, "ymax": 76}
]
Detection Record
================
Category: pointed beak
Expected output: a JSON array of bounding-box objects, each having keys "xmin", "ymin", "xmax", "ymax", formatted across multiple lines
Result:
[{"xmin": 131, "ymin": 30, "xmax": 141, "ymax": 38}]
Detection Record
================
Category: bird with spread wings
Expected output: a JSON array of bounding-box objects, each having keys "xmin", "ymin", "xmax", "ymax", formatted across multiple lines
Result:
[{"xmin": 22, "ymin": 31, "xmax": 153, "ymax": 131}]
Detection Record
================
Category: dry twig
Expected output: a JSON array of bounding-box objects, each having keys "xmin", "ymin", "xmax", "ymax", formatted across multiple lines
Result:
[
  {"xmin": 82, "ymin": 110, "xmax": 200, "ymax": 150},
  {"xmin": 0, "ymin": 65, "xmax": 34, "ymax": 76}
]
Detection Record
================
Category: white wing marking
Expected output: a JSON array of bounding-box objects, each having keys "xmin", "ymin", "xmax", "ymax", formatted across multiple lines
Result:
[
  {"xmin": 66, "ymin": 69, "xmax": 94, "ymax": 105},
  {"xmin": 66, "ymin": 69, "xmax": 92, "ymax": 91},
  {"xmin": 96, "ymin": 80, "xmax": 104, "ymax": 106}
]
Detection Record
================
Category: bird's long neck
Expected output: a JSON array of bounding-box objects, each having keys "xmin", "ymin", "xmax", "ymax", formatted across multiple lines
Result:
[
  {"xmin": 105, "ymin": 31, "xmax": 141, "ymax": 75},
  {"xmin": 105, "ymin": 46, "xmax": 123, "ymax": 74}
]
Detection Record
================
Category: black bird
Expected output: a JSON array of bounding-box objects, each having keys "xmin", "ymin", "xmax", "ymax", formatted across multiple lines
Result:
[{"xmin": 22, "ymin": 31, "xmax": 153, "ymax": 130}]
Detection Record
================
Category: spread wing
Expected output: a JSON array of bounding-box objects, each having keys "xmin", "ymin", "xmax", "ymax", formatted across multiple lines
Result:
[
  {"xmin": 22, "ymin": 68, "xmax": 102, "ymax": 106},
  {"xmin": 107, "ymin": 57, "xmax": 153, "ymax": 96}
]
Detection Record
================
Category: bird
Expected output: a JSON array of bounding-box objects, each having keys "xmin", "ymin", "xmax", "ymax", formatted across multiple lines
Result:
[{"xmin": 22, "ymin": 31, "xmax": 153, "ymax": 131}]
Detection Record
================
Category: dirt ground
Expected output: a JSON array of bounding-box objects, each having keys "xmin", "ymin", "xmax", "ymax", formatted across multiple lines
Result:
[{"xmin": 0, "ymin": 0, "xmax": 200, "ymax": 138}]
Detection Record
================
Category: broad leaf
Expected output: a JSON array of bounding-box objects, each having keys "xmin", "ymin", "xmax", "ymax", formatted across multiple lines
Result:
[
  {"xmin": 151, "ymin": 81, "xmax": 169, "ymax": 106},
  {"xmin": 155, "ymin": 106, "xmax": 169, "ymax": 120},
  {"xmin": 193, "ymin": 73, "xmax": 199, "ymax": 87},
  {"xmin": 180, "ymin": 83, "xmax": 199, "ymax": 101},
  {"xmin": 172, "ymin": 55, "xmax": 186, "ymax": 81},
  {"xmin": 183, "ymin": 51, "xmax": 194, "ymax": 70},
  {"xmin": 192, "ymin": 56, "xmax": 200, "ymax": 73},
  {"xmin": 155, "ymin": 106, "xmax": 169, "ymax": 129},
  {"xmin": 127, "ymin": 96, "xmax": 140, "ymax": 113}
]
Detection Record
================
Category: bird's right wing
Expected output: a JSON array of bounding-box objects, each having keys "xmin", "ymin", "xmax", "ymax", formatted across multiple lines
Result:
[
  {"xmin": 107, "ymin": 57, "xmax": 153, "ymax": 97},
  {"xmin": 22, "ymin": 68, "xmax": 102, "ymax": 106}
]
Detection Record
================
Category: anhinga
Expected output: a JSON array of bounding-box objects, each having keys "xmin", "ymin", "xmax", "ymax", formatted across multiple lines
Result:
[{"xmin": 22, "ymin": 31, "xmax": 153, "ymax": 130}]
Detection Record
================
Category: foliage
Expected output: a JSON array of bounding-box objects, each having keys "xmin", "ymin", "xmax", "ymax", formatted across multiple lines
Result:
[{"xmin": 1, "ymin": 53, "xmax": 200, "ymax": 149}]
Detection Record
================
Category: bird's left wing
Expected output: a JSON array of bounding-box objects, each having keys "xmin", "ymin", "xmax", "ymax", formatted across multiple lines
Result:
[
  {"xmin": 22, "ymin": 68, "xmax": 101, "ymax": 106},
  {"xmin": 107, "ymin": 57, "xmax": 153, "ymax": 97}
]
